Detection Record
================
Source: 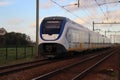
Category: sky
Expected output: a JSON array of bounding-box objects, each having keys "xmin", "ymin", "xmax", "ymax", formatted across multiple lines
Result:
[{"xmin": 0, "ymin": 0, "xmax": 120, "ymax": 43}]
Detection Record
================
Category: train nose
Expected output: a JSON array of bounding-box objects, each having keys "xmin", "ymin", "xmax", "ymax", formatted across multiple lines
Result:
[
  {"xmin": 39, "ymin": 43, "xmax": 67, "ymax": 57},
  {"xmin": 44, "ymin": 45, "xmax": 56, "ymax": 53},
  {"xmin": 46, "ymin": 45, "xmax": 52, "ymax": 52}
]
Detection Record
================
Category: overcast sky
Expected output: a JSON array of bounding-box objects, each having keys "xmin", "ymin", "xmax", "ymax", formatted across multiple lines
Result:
[{"xmin": 0, "ymin": 0, "xmax": 120, "ymax": 42}]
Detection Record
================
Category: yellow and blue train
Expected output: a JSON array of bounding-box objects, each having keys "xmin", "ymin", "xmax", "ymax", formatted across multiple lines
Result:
[{"xmin": 39, "ymin": 16, "xmax": 111, "ymax": 57}]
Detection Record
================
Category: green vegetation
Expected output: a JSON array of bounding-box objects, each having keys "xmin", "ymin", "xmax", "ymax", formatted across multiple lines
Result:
[
  {"xmin": 0, "ymin": 46, "xmax": 36, "ymax": 66},
  {"xmin": 0, "ymin": 32, "xmax": 33, "ymax": 47},
  {"xmin": 0, "ymin": 32, "xmax": 35, "ymax": 66},
  {"xmin": 0, "ymin": 31, "xmax": 37, "ymax": 66}
]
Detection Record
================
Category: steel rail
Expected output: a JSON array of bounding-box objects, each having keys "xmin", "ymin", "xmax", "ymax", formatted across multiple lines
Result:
[
  {"xmin": 0, "ymin": 58, "xmax": 48, "ymax": 70},
  {"xmin": 0, "ymin": 59, "xmax": 53, "ymax": 76},
  {"xmin": 72, "ymin": 48, "xmax": 118, "ymax": 80},
  {"xmin": 31, "ymin": 48, "xmax": 115, "ymax": 80}
]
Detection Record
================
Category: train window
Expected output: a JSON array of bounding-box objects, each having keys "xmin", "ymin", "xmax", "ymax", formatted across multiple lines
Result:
[{"xmin": 42, "ymin": 20, "xmax": 62, "ymax": 35}]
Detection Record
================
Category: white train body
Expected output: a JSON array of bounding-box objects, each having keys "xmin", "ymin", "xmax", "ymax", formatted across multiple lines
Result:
[{"xmin": 39, "ymin": 16, "xmax": 111, "ymax": 57}]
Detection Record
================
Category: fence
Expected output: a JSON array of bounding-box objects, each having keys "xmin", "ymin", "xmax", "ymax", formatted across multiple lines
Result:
[{"xmin": 0, "ymin": 46, "xmax": 36, "ymax": 64}]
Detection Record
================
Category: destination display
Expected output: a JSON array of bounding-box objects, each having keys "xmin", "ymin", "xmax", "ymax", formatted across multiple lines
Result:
[
  {"xmin": 45, "ymin": 20, "xmax": 61, "ymax": 29},
  {"xmin": 42, "ymin": 20, "xmax": 62, "ymax": 34}
]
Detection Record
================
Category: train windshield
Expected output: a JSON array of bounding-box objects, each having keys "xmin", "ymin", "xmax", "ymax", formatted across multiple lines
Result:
[{"xmin": 42, "ymin": 20, "xmax": 62, "ymax": 35}]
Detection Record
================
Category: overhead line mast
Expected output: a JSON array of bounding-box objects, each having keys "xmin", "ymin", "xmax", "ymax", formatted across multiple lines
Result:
[
  {"xmin": 50, "ymin": 0, "xmax": 92, "ymax": 26},
  {"xmin": 78, "ymin": 0, "xmax": 80, "ymax": 7},
  {"xmin": 36, "ymin": 0, "xmax": 39, "ymax": 56}
]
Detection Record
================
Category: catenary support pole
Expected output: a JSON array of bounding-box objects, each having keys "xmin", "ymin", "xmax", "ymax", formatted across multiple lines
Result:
[{"xmin": 36, "ymin": 0, "xmax": 39, "ymax": 56}]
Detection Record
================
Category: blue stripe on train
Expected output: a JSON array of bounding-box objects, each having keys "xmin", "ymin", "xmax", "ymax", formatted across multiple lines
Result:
[{"xmin": 40, "ymin": 17, "xmax": 67, "ymax": 41}]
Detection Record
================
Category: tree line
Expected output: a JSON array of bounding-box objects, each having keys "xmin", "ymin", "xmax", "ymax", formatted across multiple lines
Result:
[{"xmin": 0, "ymin": 32, "xmax": 33, "ymax": 47}]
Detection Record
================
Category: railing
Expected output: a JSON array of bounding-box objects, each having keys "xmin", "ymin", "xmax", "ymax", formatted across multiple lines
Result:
[{"xmin": 0, "ymin": 46, "xmax": 36, "ymax": 64}]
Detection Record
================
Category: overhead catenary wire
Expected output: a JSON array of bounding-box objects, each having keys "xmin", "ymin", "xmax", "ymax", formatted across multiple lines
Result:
[
  {"xmin": 94, "ymin": 0, "xmax": 108, "ymax": 22},
  {"xmin": 98, "ymin": 0, "xmax": 120, "ymax": 6},
  {"xmin": 97, "ymin": 0, "xmax": 120, "ymax": 23},
  {"xmin": 107, "ymin": 1, "xmax": 120, "ymax": 23},
  {"xmin": 81, "ymin": 1, "xmax": 97, "ymax": 22},
  {"xmin": 39, "ymin": 0, "xmax": 120, "ymax": 43},
  {"xmin": 76, "ymin": 0, "xmax": 94, "ymax": 22},
  {"xmin": 50, "ymin": 0, "xmax": 92, "ymax": 26},
  {"xmin": 95, "ymin": 0, "xmax": 120, "ymax": 23},
  {"xmin": 101, "ymin": 0, "xmax": 120, "ymax": 23},
  {"xmin": 105, "ymin": 0, "xmax": 109, "ymax": 22},
  {"xmin": 112, "ymin": 3, "xmax": 120, "ymax": 22},
  {"xmin": 50, "ymin": 0, "xmax": 120, "ymax": 33}
]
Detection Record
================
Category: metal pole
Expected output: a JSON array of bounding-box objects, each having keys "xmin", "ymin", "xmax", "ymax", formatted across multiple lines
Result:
[
  {"xmin": 105, "ymin": 31, "xmax": 106, "ymax": 37},
  {"xmin": 93, "ymin": 21, "xmax": 94, "ymax": 31},
  {"xmin": 78, "ymin": 0, "xmax": 80, "ymax": 7},
  {"xmin": 110, "ymin": 35, "xmax": 112, "ymax": 43},
  {"xmin": 114, "ymin": 32, "xmax": 116, "ymax": 44},
  {"xmin": 36, "ymin": 0, "xmax": 39, "ymax": 56}
]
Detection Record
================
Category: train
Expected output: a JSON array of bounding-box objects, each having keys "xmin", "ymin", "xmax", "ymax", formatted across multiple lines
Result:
[{"xmin": 39, "ymin": 16, "xmax": 111, "ymax": 58}]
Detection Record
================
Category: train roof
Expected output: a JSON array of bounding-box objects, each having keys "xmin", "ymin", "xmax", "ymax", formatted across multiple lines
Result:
[
  {"xmin": 42, "ymin": 16, "xmax": 92, "ymax": 32},
  {"xmin": 42, "ymin": 16, "xmax": 110, "ymax": 39},
  {"xmin": 43, "ymin": 16, "xmax": 68, "ymax": 21}
]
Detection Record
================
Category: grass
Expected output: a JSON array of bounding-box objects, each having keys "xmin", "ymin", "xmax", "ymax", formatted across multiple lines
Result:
[{"xmin": 0, "ymin": 47, "xmax": 37, "ymax": 66}]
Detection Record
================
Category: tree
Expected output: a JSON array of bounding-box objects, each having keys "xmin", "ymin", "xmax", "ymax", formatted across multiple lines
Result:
[{"xmin": 4, "ymin": 32, "xmax": 32, "ymax": 46}]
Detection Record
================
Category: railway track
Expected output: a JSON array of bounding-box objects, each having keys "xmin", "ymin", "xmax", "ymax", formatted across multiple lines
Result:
[
  {"xmin": 0, "ymin": 51, "xmax": 96, "ymax": 76},
  {"xmin": 72, "ymin": 49, "xmax": 118, "ymax": 80},
  {"xmin": 31, "ymin": 48, "xmax": 117, "ymax": 80},
  {"xmin": 0, "ymin": 47, "xmax": 115, "ymax": 80},
  {"xmin": 0, "ymin": 48, "xmax": 111, "ymax": 76},
  {"xmin": 0, "ymin": 58, "xmax": 54, "ymax": 76},
  {"xmin": 0, "ymin": 52, "xmax": 96, "ymax": 76}
]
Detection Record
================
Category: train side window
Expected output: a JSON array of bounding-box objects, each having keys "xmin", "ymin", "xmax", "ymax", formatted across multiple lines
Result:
[{"xmin": 66, "ymin": 29, "xmax": 72, "ymax": 42}]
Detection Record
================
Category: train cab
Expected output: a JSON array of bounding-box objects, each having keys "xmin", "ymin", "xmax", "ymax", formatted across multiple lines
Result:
[{"xmin": 39, "ymin": 17, "xmax": 67, "ymax": 57}]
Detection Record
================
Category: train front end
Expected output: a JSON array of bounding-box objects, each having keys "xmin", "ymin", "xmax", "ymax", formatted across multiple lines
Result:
[{"xmin": 39, "ymin": 17, "xmax": 67, "ymax": 58}]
